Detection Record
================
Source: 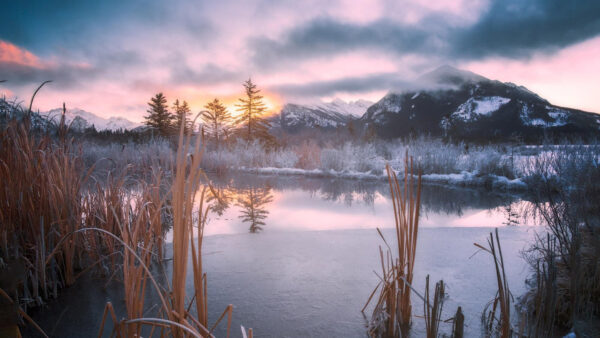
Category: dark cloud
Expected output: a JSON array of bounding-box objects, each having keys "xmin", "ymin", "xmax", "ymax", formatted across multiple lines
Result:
[
  {"xmin": 0, "ymin": 48, "xmax": 150, "ymax": 90},
  {"xmin": 0, "ymin": 1, "xmax": 214, "ymax": 55},
  {"xmin": 270, "ymin": 72, "xmax": 413, "ymax": 97},
  {"xmin": 249, "ymin": 0, "xmax": 600, "ymax": 69},
  {"xmin": 250, "ymin": 17, "xmax": 448, "ymax": 69},
  {"xmin": 454, "ymin": 0, "xmax": 600, "ymax": 58},
  {"xmin": 168, "ymin": 57, "xmax": 241, "ymax": 85},
  {"xmin": 0, "ymin": 62, "xmax": 97, "ymax": 89}
]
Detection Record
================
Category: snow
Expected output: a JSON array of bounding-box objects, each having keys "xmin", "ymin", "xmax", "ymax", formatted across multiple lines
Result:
[
  {"xmin": 45, "ymin": 107, "xmax": 140, "ymax": 131},
  {"xmin": 546, "ymin": 107, "xmax": 569, "ymax": 126},
  {"xmin": 520, "ymin": 105, "xmax": 570, "ymax": 127},
  {"xmin": 411, "ymin": 92, "xmax": 420, "ymax": 100},
  {"xmin": 237, "ymin": 167, "xmax": 527, "ymax": 190},
  {"xmin": 452, "ymin": 96, "xmax": 510, "ymax": 121},
  {"xmin": 280, "ymin": 98, "xmax": 373, "ymax": 128},
  {"xmin": 308, "ymin": 98, "xmax": 373, "ymax": 118}
]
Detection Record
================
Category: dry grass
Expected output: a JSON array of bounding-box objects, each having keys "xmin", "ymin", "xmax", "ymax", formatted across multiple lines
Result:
[
  {"xmin": 423, "ymin": 275, "xmax": 445, "ymax": 338},
  {"xmin": 363, "ymin": 154, "xmax": 422, "ymax": 337},
  {"xmin": 474, "ymin": 228, "xmax": 513, "ymax": 337},
  {"xmin": 0, "ymin": 92, "xmax": 248, "ymax": 336}
]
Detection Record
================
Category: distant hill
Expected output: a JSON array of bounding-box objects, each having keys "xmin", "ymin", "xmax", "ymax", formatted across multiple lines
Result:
[
  {"xmin": 45, "ymin": 108, "xmax": 140, "ymax": 131},
  {"xmin": 271, "ymin": 99, "xmax": 372, "ymax": 132},
  {"xmin": 358, "ymin": 65, "xmax": 600, "ymax": 142}
]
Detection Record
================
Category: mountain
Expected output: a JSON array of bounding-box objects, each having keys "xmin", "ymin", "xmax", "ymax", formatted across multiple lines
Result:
[
  {"xmin": 45, "ymin": 108, "xmax": 141, "ymax": 131},
  {"xmin": 360, "ymin": 65, "xmax": 600, "ymax": 142},
  {"xmin": 273, "ymin": 99, "xmax": 373, "ymax": 132}
]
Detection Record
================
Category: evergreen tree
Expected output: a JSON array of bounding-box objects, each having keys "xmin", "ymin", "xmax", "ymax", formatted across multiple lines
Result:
[
  {"xmin": 202, "ymin": 98, "xmax": 231, "ymax": 151},
  {"xmin": 172, "ymin": 99, "xmax": 192, "ymax": 134},
  {"xmin": 234, "ymin": 79, "xmax": 275, "ymax": 146},
  {"xmin": 144, "ymin": 93, "xmax": 173, "ymax": 137}
]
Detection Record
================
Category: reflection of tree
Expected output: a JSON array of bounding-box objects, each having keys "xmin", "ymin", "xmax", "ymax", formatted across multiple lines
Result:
[
  {"xmin": 207, "ymin": 187, "xmax": 233, "ymax": 216},
  {"xmin": 236, "ymin": 186, "xmax": 273, "ymax": 233}
]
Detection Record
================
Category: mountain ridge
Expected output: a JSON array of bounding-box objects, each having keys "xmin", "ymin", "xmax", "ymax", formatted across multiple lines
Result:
[{"xmin": 45, "ymin": 107, "xmax": 141, "ymax": 131}]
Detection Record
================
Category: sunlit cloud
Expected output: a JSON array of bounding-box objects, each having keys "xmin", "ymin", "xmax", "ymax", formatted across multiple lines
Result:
[
  {"xmin": 0, "ymin": 0, "xmax": 599, "ymax": 120},
  {"xmin": 0, "ymin": 40, "xmax": 45, "ymax": 68}
]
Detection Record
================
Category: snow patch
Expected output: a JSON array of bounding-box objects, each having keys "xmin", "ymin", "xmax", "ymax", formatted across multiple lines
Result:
[
  {"xmin": 236, "ymin": 167, "xmax": 527, "ymax": 190},
  {"xmin": 520, "ymin": 105, "xmax": 569, "ymax": 127},
  {"xmin": 452, "ymin": 96, "xmax": 510, "ymax": 121}
]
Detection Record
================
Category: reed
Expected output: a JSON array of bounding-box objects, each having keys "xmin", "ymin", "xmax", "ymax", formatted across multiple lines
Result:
[
  {"xmin": 363, "ymin": 153, "xmax": 422, "ymax": 337},
  {"xmin": 423, "ymin": 275, "xmax": 445, "ymax": 338},
  {"xmin": 474, "ymin": 228, "xmax": 513, "ymax": 337},
  {"xmin": 0, "ymin": 93, "xmax": 244, "ymax": 336}
]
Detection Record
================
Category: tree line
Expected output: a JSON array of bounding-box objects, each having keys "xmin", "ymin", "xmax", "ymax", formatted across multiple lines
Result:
[{"xmin": 144, "ymin": 78, "xmax": 275, "ymax": 149}]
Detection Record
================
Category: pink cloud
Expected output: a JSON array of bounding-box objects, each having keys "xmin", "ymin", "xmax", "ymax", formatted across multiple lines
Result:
[
  {"xmin": 0, "ymin": 40, "xmax": 44, "ymax": 68},
  {"xmin": 461, "ymin": 36, "xmax": 600, "ymax": 114}
]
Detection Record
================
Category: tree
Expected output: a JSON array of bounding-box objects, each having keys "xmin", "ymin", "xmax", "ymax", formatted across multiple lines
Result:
[
  {"xmin": 172, "ymin": 99, "xmax": 192, "ymax": 134},
  {"xmin": 234, "ymin": 78, "xmax": 275, "ymax": 146},
  {"xmin": 144, "ymin": 93, "xmax": 173, "ymax": 137},
  {"xmin": 202, "ymin": 98, "xmax": 231, "ymax": 151}
]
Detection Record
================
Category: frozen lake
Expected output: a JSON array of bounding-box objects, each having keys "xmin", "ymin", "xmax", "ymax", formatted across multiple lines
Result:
[{"xmin": 28, "ymin": 173, "xmax": 542, "ymax": 337}]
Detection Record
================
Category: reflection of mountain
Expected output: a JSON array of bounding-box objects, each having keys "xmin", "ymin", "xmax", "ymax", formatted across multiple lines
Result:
[{"xmin": 236, "ymin": 186, "xmax": 274, "ymax": 233}]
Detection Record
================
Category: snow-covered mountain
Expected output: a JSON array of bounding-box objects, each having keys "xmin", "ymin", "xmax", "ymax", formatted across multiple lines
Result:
[
  {"xmin": 360, "ymin": 66, "xmax": 600, "ymax": 142},
  {"xmin": 45, "ymin": 108, "xmax": 141, "ymax": 131},
  {"xmin": 273, "ymin": 99, "xmax": 373, "ymax": 131}
]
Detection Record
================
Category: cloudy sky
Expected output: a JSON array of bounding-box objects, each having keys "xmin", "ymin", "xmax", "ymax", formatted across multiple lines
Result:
[{"xmin": 1, "ymin": 0, "xmax": 599, "ymax": 121}]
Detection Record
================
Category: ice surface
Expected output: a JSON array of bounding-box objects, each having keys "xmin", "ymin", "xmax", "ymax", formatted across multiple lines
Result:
[
  {"xmin": 201, "ymin": 226, "xmax": 537, "ymax": 337},
  {"xmin": 28, "ymin": 175, "xmax": 540, "ymax": 337}
]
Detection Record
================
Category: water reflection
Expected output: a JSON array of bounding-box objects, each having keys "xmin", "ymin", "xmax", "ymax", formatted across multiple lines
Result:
[
  {"xmin": 207, "ymin": 186, "xmax": 233, "ymax": 216},
  {"xmin": 235, "ymin": 186, "xmax": 274, "ymax": 233},
  {"xmin": 198, "ymin": 173, "xmax": 538, "ymax": 236}
]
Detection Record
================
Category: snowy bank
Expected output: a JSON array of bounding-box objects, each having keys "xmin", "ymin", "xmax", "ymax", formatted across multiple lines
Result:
[{"xmin": 236, "ymin": 166, "xmax": 528, "ymax": 190}]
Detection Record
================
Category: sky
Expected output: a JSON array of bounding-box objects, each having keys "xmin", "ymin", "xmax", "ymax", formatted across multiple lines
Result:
[{"xmin": 1, "ymin": 0, "xmax": 599, "ymax": 122}]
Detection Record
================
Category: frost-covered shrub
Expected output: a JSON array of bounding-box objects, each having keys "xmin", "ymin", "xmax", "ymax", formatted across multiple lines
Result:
[
  {"xmin": 272, "ymin": 149, "xmax": 298, "ymax": 168},
  {"xmin": 351, "ymin": 143, "xmax": 385, "ymax": 173},
  {"xmin": 320, "ymin": 148, "xmax": 346, "ymax": 171},
  {"xmin": 319, "ymin": 143, "xmax": 384, "ymax": 173},
  {"xmin": 293, "ymin": 140, "xmax": 321, "ymax": 169}
]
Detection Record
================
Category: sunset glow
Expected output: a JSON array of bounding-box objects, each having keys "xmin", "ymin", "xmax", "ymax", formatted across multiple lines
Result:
[{"xmin": 1, "ymin": 1, "xmax": 599, "ymax": 120}]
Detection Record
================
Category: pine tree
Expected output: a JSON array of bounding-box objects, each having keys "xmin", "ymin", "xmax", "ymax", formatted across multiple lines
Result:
[
  {"xmin": 144, "ymin": 93, "xmax": 173, "ymax": 137},
  {"xmin": 234, "ymin": 78, "xmax": 276, "ymax": 146},
  {"xmin": 202, "ymin": 98, "xmax": 232, "ymax": 151},
  {"xmin": 172, "ymin": 99, "xmax": 192, "ymax": 134}
]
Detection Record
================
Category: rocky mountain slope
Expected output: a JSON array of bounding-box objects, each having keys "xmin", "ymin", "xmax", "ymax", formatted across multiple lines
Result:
[
  {"xmin": 359, "ymin": 66, "xmax": 600, "ymax": 141},
  {"xmin": 273, "ymin": 99, "xmax": 372, "ymax": 132}
]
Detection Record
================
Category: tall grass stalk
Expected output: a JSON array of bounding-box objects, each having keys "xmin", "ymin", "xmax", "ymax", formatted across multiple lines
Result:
[
  {"xmin": 474, "ymin": 229, "xmax": 513, "ymax": 337},
  {"xmin": 363, "ymin": 154, "xmax": 422, "ymax": 337},
  {"xmin": 423, "ymin": 275, "xmax": 445, "ymax": 338}
]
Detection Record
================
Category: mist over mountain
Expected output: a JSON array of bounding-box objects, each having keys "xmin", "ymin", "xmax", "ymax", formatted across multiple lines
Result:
[
  {"xmin": 39, "ymin": 66, "xmax": 600, "ymax": 143},
  {"xmin": 358, "ymin": 65, "xmax": 600, "ymax": 141},
  {"xmin": 273, "ymin": 66, "xmax": 599, "ymax": 142}
]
